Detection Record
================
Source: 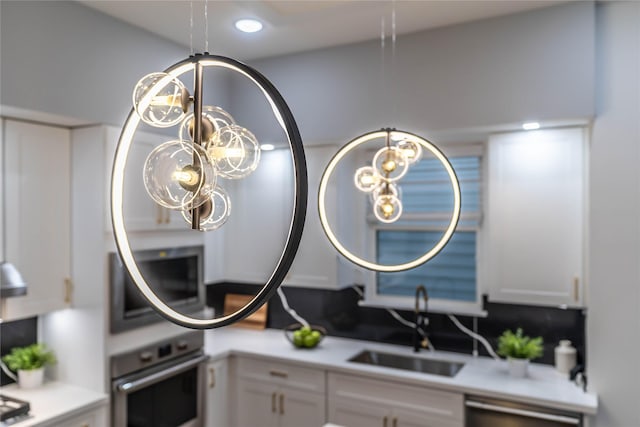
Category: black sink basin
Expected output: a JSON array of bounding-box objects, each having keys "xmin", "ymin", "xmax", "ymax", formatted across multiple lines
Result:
[{"xmin": 348, "ymin": 349, "xmax": 465, "ymax": 377}]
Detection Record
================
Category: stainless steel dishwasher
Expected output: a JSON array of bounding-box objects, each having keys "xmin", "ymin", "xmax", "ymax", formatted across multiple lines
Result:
[{"xmin": 465, "ymin": 396, "xmax": 583, "ymax": 426}]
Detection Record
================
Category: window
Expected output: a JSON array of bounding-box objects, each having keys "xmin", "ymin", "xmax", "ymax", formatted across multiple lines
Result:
[{"xmin": 366, "ymin": 152, "xmax": 483, "ymax": 312}]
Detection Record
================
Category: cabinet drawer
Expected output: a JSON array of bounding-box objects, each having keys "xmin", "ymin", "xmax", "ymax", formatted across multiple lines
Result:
[
  {"xmin": 236, "ymin": 356, "xmax": 325, "ymax": 393},
  {"xmin": 328, "ymin": 372, "xmax": 463, "ymax": 421}
]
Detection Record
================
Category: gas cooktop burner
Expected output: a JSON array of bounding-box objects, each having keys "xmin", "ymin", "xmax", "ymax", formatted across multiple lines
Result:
[{"xmin": 0, "ymin": 394, "xmax": 30, "ymax": 425}]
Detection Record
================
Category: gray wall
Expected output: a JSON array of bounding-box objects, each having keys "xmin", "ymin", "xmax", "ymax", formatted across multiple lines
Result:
[
  {"xmin": 0, "ymin": 1, "xmax": 229, "ymax": 127},
  {"xmin": 588, "ymin": 2, "xmax": 640, "ymax": 426},
  {"xmin": 234, "ymin": 1, "xmax": 595, "ymax": 144}
]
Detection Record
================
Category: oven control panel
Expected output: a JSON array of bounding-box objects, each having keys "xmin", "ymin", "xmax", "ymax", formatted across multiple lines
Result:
[{"xmin": 110, "ymin": 330, "xmax": 204, "ymax": 378}]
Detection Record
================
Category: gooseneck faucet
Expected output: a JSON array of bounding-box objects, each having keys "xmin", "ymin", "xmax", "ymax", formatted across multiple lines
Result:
[{"xmin": 413, "ymin": 285, "xmax": 430, "ymax": 352}]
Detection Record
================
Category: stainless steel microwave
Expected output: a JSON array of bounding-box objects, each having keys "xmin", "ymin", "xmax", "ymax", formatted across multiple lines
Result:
[{"xmin": 109, "ymin": 245, "xmax": 205, "ymax": 333}]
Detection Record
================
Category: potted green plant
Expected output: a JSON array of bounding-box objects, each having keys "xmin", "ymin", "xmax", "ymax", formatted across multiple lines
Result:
[
  {"xmin": 1, "ymin": 343, "xmax": 56, "ymax": 388},
  {"xmin": 497, "ymin": 328, "xmax": 543, "ymax": 377}
]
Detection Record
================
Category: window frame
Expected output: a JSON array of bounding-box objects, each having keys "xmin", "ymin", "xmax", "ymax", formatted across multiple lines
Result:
[{"xmin": 360, "ymin": 144, "xmax": 487, "ymax": 316}]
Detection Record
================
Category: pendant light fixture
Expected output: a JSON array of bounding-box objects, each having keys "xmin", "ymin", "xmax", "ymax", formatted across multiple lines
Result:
[
  {"xmin": 111, "ymin": 2, "xmax": 307, "ymax": 329},
  {"xmin": 318, "ymin": 4, "xmax": 460, "ymax": 273}
]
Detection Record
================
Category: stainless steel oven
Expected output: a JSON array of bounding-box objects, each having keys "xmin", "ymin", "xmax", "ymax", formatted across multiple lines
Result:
[
  {"xmin": 109, "ymin": 245, "xmax": 205, "ymax": 333},
  {"xmin": 111, "ymin": 331, "xmax": 208, "ymax": 427}
]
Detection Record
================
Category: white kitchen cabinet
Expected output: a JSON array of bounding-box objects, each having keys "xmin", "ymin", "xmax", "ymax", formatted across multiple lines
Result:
[
  {"xmin": 1, "ymin": 119, "xmax": 71, "ymax": 320},
  {"xmin": 284, "ymin": 145, "xmax": 358, "ymax": 289},
  {"xmin": 206, "ymin": 358, "xmax": 230, "ymax": 427},
  {"xmin": 102, "ymin": 126, "xmax": 186, "ymax": 232},
  {"xmin": 486, "ymin": 128, "xmax": 586, "ymax": 307},
  {"xmin": 221, "ymin": 145, "xmax": 358, "ymax": 289},
  {"xmin": 233, "ymin": 356, "xmax": 326, "ymax": 427},
  {"xmin": 40, "ymin": 404, "xmax": 107, "ymax": 427},
  {"xmin": 328, "ymin": 372, "xmax": 464, "ymax": 427}
]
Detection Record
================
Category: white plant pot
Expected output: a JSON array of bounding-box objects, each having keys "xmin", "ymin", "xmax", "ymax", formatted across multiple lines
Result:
[
  {"xmin": 18, "ymin": 368, "xmax": 44, "ymax": 389},
  {"xmin": 507, "ymin": 358, "xmax": 529, "ymax": 378}
]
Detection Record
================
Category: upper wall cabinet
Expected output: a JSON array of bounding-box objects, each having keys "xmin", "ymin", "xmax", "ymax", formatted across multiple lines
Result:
[
  {"xmin": 1, "ymin": 119, "xmax": 71, "ymax": 320},
  {"xmin": 486, "ymin": 127, "xmax": 586, "ymax": 307},
  {"xmin": 103, "ymin": 127, "xmax": 186, "ymax": 232},
  {"xmin": 220, "ymin": 145, "xmax": 357, "ymax": 289}
]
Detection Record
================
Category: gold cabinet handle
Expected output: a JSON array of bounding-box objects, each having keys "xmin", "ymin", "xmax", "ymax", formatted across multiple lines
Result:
[
  {"xmin": 279, "ymin": 393, "xmax": 284, "ymax": 415},
  {"xmin": 64, "ymin": 278, "xmax": 73, "ymax": 304},
  {"xmin": 392, "ymin": 417, "xmax": 397, "ymax": 427},
  {"xmin": 156, "ymin": 204, "xmax": 163, "ymax": 224},
  {"xmin": 269, "ymin": 370, "xmax": 288, "ymax": 378},
  {"xmin": 383, "ymin": 416, "xmax": 388, "ymax": 427},
  {"xmin": 164, "ymin": 207, "xmax": 170, "ymax": 224},
  {"xmin": 573, "ymin": 277, "xmax": 580, "ymax": 302},
  {"xmin": 208, "ymin": 367, "xmax": 215, "ymax": 388},
  {"xmin": 271, "ymin": 392, "xmax": 277, "ymax": 413}
]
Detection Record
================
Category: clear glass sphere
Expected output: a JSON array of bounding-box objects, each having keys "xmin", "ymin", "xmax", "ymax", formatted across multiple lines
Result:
[
  {"xmin": 372, "ymin": 146, "xmax": 409, "ymax": 182},
  {"xmin": 396, "ymin": 139, "xmax": 423, "ymax": 164},
  {"xmin": 208, "ymin": 125, "xmax": 261, "ymax": 179},
  {"xmin": 354, "ymin": 166, "xmax": 380, "ymax": 192},
  {"xmin": 143, "ymin": 140, "xmax": 216, "ymax": 210},
  {"xmin": 181, "ymin": 185, "xmax": 231, "ymax": 231},
  {"xmin": 373, "ymin": 194, "xmax": 403, "ymax": 223},
  {"xmin": 133, "ymin": 72, "xmax": 189, "ymax": 128},
  {"xmin": 179, "ymin": 106, "xmax": 236, "ymax": 144}
]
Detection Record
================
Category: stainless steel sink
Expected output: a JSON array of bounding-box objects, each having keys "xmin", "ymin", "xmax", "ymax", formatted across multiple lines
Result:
[{"xmin": 348, "ymin": 349, "xmax": 465, "ymax": 377}]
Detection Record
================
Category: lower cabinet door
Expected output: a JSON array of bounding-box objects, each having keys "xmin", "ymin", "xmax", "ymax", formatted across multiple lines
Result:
[
  {"xmin": 279, "ymin": 387, "xmax": 326, "ymax": 427},
  {"xmin": 206, "ymin": 358, "xmax": 229, "ymax": 427},
  {"xmin": 393, "ymin": 407, "xmax": 463, "ymax": 427},
  {"xmin": 236, "ymin": 379, "xmax": 279, "ymax": 427},
  {"xmin": 328, "ymin": 398, "xmax": 390, "ymax": 427},
  {"xmin": 50, "ymin": 405, "xmax": 107, "ymax": 427}
]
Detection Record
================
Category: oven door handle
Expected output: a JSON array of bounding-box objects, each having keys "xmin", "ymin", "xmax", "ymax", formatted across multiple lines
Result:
[
  {"xmin": 116, "ymin": 354, "xmax": 209, "ymax": 393},
  {"xmin": 465, "ymin": 400, "xmax": 580, "ymax": 425}
]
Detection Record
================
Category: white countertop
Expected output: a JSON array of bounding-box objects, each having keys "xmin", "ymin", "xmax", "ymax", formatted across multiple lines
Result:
[
  {"xmin": 205, "ymin": 327, "xmax": 598, "ymax": 415},
  {"xmin": 0, "ymin": 381, "xmax": 108, "ymax": 426}
]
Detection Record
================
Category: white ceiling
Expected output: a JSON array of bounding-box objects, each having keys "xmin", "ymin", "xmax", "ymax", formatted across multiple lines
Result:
[{"xmin": 78, "ymin": 1, "xmax": 568, "ymax": 61}]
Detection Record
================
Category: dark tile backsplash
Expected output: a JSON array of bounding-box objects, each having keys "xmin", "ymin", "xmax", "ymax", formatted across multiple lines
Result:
[
  {"xmin": 207, "ymin": 283, "xmax": 585, "ymax": 367},
  {"xmin": 0, "ymin": 317, "xmax": 38, "ymax": 385}
]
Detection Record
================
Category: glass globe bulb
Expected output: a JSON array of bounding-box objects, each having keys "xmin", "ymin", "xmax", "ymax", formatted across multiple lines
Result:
[
  {"xmin": 354, "ymin": 166, "xmax": 380, "ymax": 192},
  {"xmin": 373, "ymin": 194, "xmax": 403, "ymax": 223},
  {"xmin": 181, "ymin": 185, "xmax": 231, "ymax": 231},
  {"xmin": 133, "ymin": 72, "xmax": 189, "ymax": 128},
  {"xmin": 397, "ymin": 139, "xmax": 423, "ymax": 164},
  {"xmin": 179, "ymin": 106, "xmax": 237, "ymax": 144},
  {"xmin": 143, "ymin": 140, "xmax": 216, "ymax": 210},
  {"xmin": 372, "ymin": 146, "xmax": 409, "ymax": 182},
  {"xmin": 208, "ymin": 125, "xmax": 261, "ymax": 179}
]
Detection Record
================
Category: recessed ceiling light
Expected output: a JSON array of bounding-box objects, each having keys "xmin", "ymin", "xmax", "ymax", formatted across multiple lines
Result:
[
  {"xmin": 261, "ymin": 143, "xmax": 275, "ymax": 151},
  {"xmin": 522, "ymin": 122, "xmax": 540, "ymax": 130},
  {"xmin": 235, "ymin": 19, "xmax": 263, "ymax": 33}
]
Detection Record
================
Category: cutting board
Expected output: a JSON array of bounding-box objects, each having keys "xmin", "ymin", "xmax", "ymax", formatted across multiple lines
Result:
[{"xmin": 223, "ymin": 293, "xmax": 268, "ymax": 329}]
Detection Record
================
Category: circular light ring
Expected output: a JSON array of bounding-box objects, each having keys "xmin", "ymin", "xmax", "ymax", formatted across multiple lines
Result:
[
  {"xmin": 318, "ymin": 129, "xmax": 460, "ymax": 272},
  {"xmin": 112, "ymin": 54, "xmax": 307, "ymax": 329}
]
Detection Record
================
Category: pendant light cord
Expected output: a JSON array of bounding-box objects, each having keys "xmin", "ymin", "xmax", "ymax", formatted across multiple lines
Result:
[
  {"xmin": 204, "ymin": 0, "xmax": 209, "ymax": 53},
  {"xmin": 380, "ymin": 17, "xmax": 386, "ymax": 125},
  {"xmin": 189, "ymin": 1, "xmax": 193, "ymax": 56},
  {"xmin": 391, "ymin": 0, "xmax": 397, "ymax": 124}
]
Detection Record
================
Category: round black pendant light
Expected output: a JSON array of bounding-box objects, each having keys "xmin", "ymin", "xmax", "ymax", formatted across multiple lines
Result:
[{"xmin": 111, "ymin": 54, "xmax": 307, "ymax": 329}]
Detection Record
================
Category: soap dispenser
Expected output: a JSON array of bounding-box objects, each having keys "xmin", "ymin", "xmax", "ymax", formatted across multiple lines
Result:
[{"xmin": 555, "ymin": 340, "xmax": 577, "ymax": 375}]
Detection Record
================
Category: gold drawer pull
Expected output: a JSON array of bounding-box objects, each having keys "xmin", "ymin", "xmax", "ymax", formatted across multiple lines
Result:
[
  {"xmin": 279, "ymin": 393, "xmax": 284, "ymax": 415},
  {"xmin": 269, "ymin": 370, "xmax": 288, "ymax": 378},
  {"xmin": 271, "ymin": 392, "xmax": 277, "ymax": 413},
  {"xmin": 383, "ymin": 416, "xmax": 388, "ymax": 427}
]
